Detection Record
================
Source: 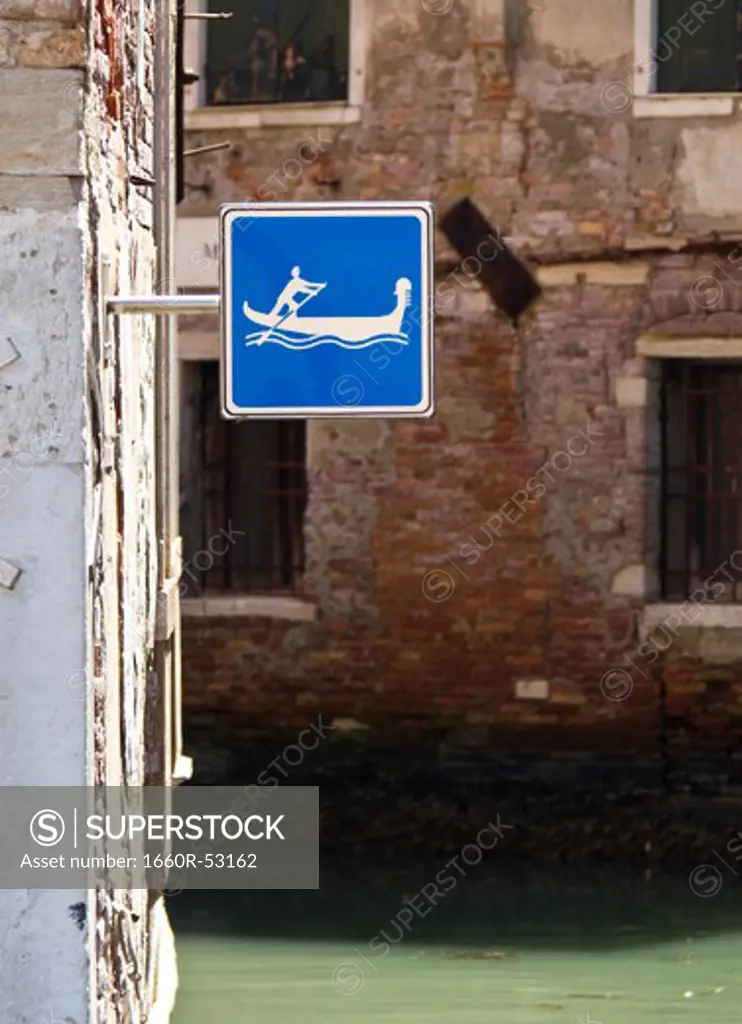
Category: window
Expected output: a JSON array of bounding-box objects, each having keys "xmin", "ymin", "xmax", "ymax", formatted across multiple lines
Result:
[
  {"xmin": 180, "ymin": 361, "xmax": 307, "ymax": 594},
  {"xmin": 654, "ymin": 0, "xmax": 741, "ymax": 93},
  {"xmin": 659, "ymin": 360, "xmax": 742, "ymax": 601},
  {"xmin": 205, "ymin": 0, "xmax": 350, "ymax": 106},
  {"xmin": 632, "ymin": 0, "xmax": 742, "ymax": 116}
]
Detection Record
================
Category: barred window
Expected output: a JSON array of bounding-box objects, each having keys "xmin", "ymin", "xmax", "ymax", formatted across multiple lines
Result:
[
  {"xmin": 206, "ymin": 0, "xmax": 350, "ymax": 106},
  {"xmin": 660, "ymin": 360, "xmax": 742, "ymax": 602},
  {"xmin": 180, "ymin": 361, "xmax": 307, "ymax": 594}
]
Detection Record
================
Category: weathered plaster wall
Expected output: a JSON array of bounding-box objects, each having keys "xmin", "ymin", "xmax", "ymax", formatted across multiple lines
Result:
[
  {"xmin": 0, "ymin": 0, "xmax": 175, "ymax": 1020},
  {"xmin": 180, "ymin": 0, "xmax": 742, "ymax": 243},
  {"xmin": 529, "ymin": 0, "xmax": 631, "ymax": 66},
  {"xmin": 675, "ymin": 122, "xmax": 742, "ymax": 222},
  {"xmin": 0, "ymin": 3, "xmax": 88, "ymax": 1012},
  {"xmin": 180, "ymin": 0, "xmax": 742, "ymax": 782}
]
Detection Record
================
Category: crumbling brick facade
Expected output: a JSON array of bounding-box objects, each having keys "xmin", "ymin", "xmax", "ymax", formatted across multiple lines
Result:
[{"xmin": 179, "ymin": 0, "xmax": 742, "ymax": 788}]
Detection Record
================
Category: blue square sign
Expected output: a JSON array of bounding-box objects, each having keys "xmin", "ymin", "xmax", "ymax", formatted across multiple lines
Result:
[{"xmin": 220, "ymin": 201, "xmax": 435, "ymax": 419}]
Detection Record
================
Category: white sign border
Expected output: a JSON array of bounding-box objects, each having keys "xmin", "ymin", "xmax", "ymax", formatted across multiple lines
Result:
[{"xmin": 219, "ymin": 201, "xmax": 435, "ymax": 420}]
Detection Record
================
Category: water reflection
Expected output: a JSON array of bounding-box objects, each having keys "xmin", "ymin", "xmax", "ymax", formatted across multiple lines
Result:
[{"xmin": 170, "ymin": 863, "xmax": 742, "ymax": 1023}]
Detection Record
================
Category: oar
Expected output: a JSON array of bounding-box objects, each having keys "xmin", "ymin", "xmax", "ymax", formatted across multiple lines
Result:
[{"xmin": 255, "ymin": 282, "xmax": 326, "ymax": 346}]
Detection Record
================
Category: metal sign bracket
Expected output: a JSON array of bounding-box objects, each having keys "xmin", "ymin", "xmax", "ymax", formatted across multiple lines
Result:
[{"xmin": 106, "ymin": 295, "xmax": 220, "ymax": 316}]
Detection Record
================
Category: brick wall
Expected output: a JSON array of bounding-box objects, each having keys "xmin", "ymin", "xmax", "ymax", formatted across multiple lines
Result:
[
  {"xmin": 182, "ymin": 248, "xmax": 742, "ymax": 783},
  {"xmin": 180, "ymin": 0, "xmax": 742, "ymax": 785}
]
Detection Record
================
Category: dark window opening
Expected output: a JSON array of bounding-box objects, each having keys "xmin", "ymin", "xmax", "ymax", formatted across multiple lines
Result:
[
  {"xmin": 180, "ymin": 361, "xmax": 307, "ymax": 594},
  {"xmin": 206, "ymin": 0, "xmax": 350, "ymax": 106},
  {"xmin": 660, "ymin": 360, "xmax": 742, "ymax": 602},
  {"xmin": 655, "ymin": 0, "xmax": 742, "ymax": 93}
]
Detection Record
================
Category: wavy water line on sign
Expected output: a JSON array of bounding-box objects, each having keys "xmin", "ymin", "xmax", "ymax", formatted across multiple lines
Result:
[{"xmin": 244, "ymin": 331, "xmax": 409, "ymax": 351}]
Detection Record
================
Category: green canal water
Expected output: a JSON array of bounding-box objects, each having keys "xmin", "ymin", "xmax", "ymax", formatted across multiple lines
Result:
[{"xmin": 168, "ymin": 863, "xmax": 742, "ymax": 1024}]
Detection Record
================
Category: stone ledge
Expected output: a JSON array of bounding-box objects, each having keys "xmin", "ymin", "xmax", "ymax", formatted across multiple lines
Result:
[
  {"xmin": 536, "ymin": 261, "xmax": 650, "ymax": 287},
  {"xmin": 633, "ymin": 94, "xmax": 736, "ymax": 119},
  {"xmin": 625, "ymin": 234, "xmax": 690, "ymax": 251},
  {"xmin": 185, "ymin": 101, "xmax": 361, "ymax": 131},
  {"xmin": 640, "ymin": 604, "xmax": 742, "ymax": 664},
  {"xmin": 637, "ymin": 335, "xmax": 742, "ymax": 358},
  {"xmin": 641, "ymin": 604, "xmax": 742, "ymax": 634},
  {"xmin": 181, "ymin": 594, "xmax": 318, "ymax": 622}
]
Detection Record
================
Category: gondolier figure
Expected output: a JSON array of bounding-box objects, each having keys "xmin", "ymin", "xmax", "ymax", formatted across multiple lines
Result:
[
  {"xmin": 271, "ymin": 266, "xmax": 326, "ymax": 319},
  {"xmin": 244, "ymin": 274, "xmax": 412, "ymax": 348}
]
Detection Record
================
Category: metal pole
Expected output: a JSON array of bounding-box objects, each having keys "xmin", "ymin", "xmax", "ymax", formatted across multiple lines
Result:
[
  {"xmin": 183, "ymin": 141, "xmax": 232, "ymax": 158},
  {"xmin": 106, "ymin": 295, "xmax": 220, "ymax": 316},
  {"xmin": 152, "ymin": 0, "xmax": 177, "ymax": 794}
]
